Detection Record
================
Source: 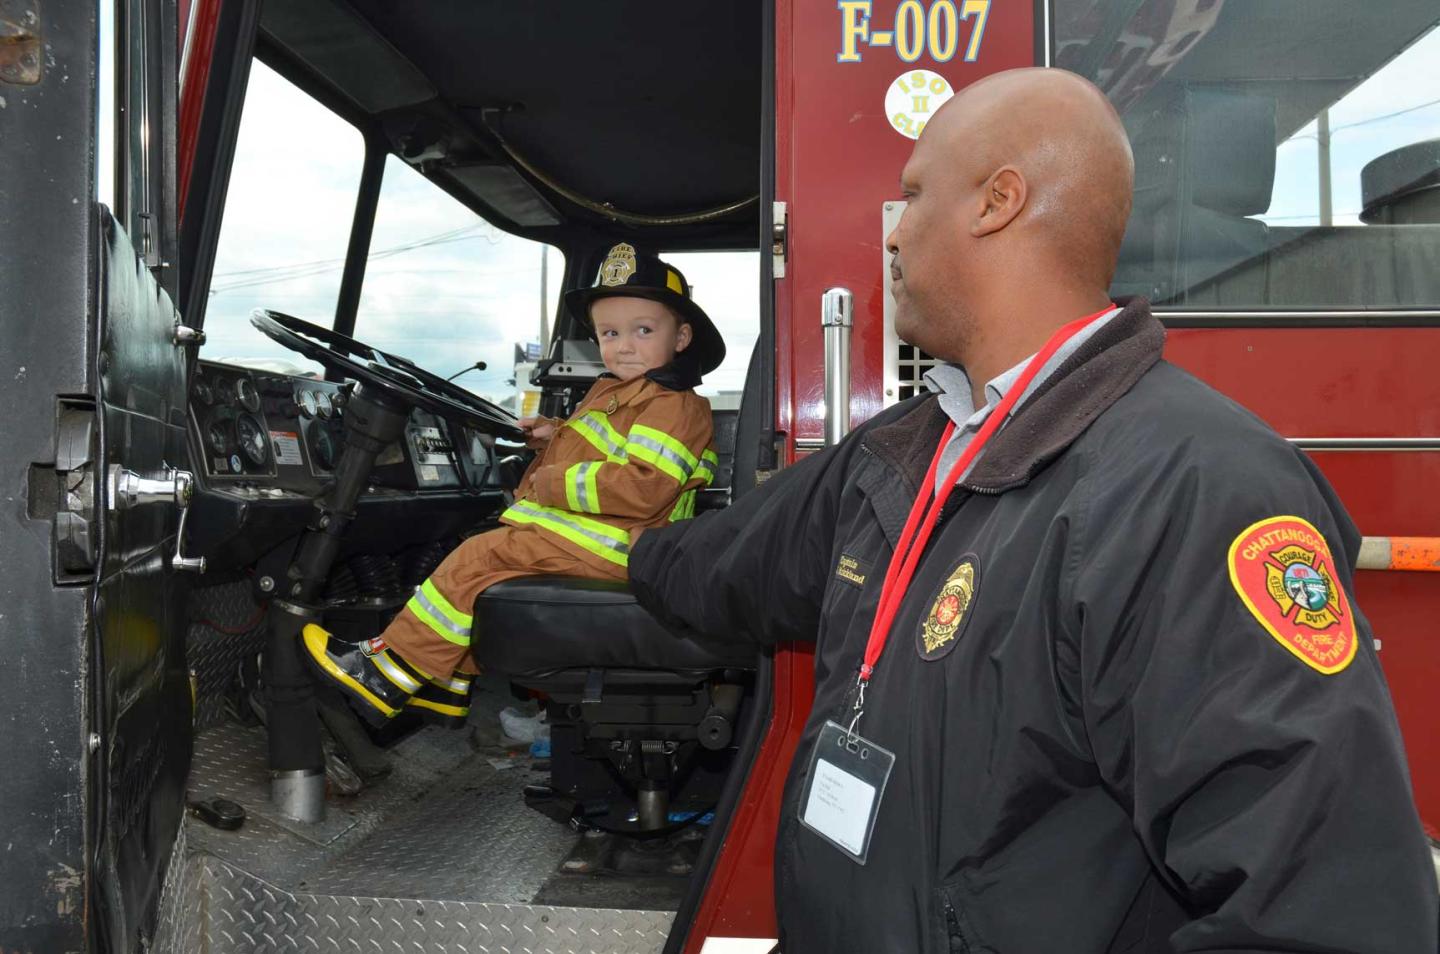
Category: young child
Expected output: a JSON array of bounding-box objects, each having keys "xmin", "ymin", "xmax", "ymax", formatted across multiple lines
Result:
[{"xmin": 302, "ymin": 244, "xmax": 723, "ymax": 725}]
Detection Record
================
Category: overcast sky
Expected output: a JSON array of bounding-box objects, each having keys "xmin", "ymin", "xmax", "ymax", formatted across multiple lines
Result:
[
  {"xmin": 98, "ymin": 13, "xmax": 1438, "ymax": 398},
  {"xmin": 199, "ymin": 62, "xmax": 758, "ymax": 404}
]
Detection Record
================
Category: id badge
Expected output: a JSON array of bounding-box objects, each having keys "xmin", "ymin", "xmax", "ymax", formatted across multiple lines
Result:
[{"xmin": 797, "ymin": 720, "xmax": 896, "ymax": 865}]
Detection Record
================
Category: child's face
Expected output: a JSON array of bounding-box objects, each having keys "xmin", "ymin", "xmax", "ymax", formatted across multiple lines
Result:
[{"xmin": 591, "ymin": 296, "xmax": 693, "ymax": 381}]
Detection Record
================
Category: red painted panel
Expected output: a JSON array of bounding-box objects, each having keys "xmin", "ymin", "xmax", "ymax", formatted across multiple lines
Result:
[
  {"xmin": 681, "ymin": 643, "xmax": 816, "ymax": 951},
  {"xmin": 177, "ymin": 0, "xmax": 222, "ymax": 223},
  {"xmin": 781, "ymin": 0, "xmax": 1037, "ymax": 446},
  {"xmin": 1167, "ymin": 326, "xmax": 1440, "ymax": 834}
]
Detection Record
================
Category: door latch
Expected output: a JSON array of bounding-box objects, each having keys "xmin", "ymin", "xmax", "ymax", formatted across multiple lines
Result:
[
  {"xmin": 108, "ymin": 465, "xmax": 207, "ymax": 573},
  {"xmin": 173, "ymin": 323, "xmax": 206, "ymax": 347}
]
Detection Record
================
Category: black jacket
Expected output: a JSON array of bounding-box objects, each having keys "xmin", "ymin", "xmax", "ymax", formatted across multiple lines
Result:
[{"xmin": 630, "ymin": 301, "xmax": 1438, "ymax": 953}]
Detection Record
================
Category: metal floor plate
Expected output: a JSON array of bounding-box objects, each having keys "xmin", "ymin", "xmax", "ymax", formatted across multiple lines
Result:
[
  {"xmin": 175, "ymin": 683, "xmax": 677, "ymax": 952},
  {"xmin": 194, "ymin": 855, "xmax": 674, "ymax": 954}
]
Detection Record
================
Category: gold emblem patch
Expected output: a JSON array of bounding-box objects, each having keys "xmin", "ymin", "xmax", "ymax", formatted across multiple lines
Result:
[
  {"xmin": 605, "ymin": 396, "xmax": 619, "ymax": 414},
  {"xmin": 918, "ymin": 557, "xmax": 978, "ymax": 659},
  {"xmin": 599, "ymin": 242, "xmax": 638, "ymax": 287}
]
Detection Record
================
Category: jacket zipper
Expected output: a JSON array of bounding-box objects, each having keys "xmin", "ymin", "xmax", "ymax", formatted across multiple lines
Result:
[{"xmin": 944, "ymin": 899, "xmax": 972, "ymax": 953}]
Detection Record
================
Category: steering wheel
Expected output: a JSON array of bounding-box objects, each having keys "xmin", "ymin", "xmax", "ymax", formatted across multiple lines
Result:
[{"xmin": 249, "ymin": 309, "xmax": 524, "ymax": 442}]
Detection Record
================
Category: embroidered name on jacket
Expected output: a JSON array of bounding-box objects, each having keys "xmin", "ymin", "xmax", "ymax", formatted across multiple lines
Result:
[
  {"xmin": 835, "ymin": 553, "xmax": 869, "ymax": 588},
  {"xmin": 918, "ymin": 555, "xmax": 980, "ymax": 660}
]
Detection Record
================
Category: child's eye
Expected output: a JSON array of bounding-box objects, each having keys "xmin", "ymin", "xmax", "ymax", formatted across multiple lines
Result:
[{"xmin": 635, "ymin": 325, "xmax": 652, "ymax": 336}]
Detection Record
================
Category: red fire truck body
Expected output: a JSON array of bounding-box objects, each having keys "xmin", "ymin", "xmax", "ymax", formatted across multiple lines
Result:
[{"xmin": 1, "ymin": 0, "xmax": 1434, "ymax": 950}]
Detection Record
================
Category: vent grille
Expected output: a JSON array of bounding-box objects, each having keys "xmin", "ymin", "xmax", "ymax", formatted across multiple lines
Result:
[{"xmin": 895, "ymin": 342, "xmax": 938, "ymax": 402}]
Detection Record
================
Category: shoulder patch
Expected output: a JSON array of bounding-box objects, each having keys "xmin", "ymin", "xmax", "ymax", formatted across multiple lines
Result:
[
  {"xmin": 917, "ymin": 555, "xmax": 980, "ymax": 661},
  {"xmin": 1227, "ymin": 515, "xmax": 1357, "ymax": 674}
]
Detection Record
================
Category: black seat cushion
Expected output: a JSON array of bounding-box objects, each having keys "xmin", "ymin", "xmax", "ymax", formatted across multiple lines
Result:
[{"xmin": 471, "ymin": 577, "xmax": 758, "ymax": 675}]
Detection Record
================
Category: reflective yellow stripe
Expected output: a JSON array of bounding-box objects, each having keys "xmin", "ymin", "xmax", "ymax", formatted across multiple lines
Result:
[
  {"xmin": 407, "ymin": 579, "xmax": 473, "ymax": 648},
  {"xmin": 372, "ymin": 650, "xmax": 423, "ymax": 694},
  {"xmin": 669, "ymin": 489, "xmax": 696, "ymax": 522},
  {"xmin": 626, "ymin": 424, "xmax": 700, "ymax": 484},
  {"xmin": 567, "ymin": 411, "xmax": 627, "ymax": 462},
  {"xmin": 407, "ymin": 694, "xmax": 469, "ymax": 718},
  {"xmin": 503, "ymin": 500, "xmax": 630, "ymax": 566},
  {"xmin": 565, "ymin": 460, "xmax": 603, "ymax": 514},
  {"xmin": 431, "ymin": 673, "xmax": 471, "ymax": 695},
  {"xmin": 697, "ymin": 449, "xmax": 719, "ymax": 487}
]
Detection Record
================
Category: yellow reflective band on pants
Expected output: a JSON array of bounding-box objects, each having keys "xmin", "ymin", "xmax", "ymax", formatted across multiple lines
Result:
[
  {"xmin": 568, "ymin": 411, "xmax": 627, "ymax": 462},
  {"xmin": 502, "ymin": 500, "xmax": 631, "ymax": 566},
  {"xmin": 406, "ymin": 578, "xmax": 474, "ymax": 647},
  {"xmin": 564, "ymin": 460, "xmax": 603, "ymax": 514},
  {"xmin": 626, "ymin": 424, "xmax": 701, "ymax": 484}
]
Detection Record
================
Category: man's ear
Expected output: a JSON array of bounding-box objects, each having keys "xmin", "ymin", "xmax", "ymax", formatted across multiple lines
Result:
[
  {"xmin": 972, "ymin": 166, "xmax": 1027, "ymax": 237},
  {"xmin": 674, "ymin": 321, "xmax": 694, "ymax": 352}
]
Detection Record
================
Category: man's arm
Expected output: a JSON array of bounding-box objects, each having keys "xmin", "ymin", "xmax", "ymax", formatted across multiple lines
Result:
[
  {"xmin": 1065, "ymin": 441, "xmax": 1438, "ymax": 953},
  {"xmin": 628, "ymin": 438, "xmax": 857, "ymax": 648}
]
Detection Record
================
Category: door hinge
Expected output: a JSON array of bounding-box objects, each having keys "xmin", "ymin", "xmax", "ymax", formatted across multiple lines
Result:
[
  {"xmin": 27, "ymin": 398, "xmax": 99, "ymax": 584},
  {"xmin": 772, "ymin": 200, "xmax": 787, "ymax": 280}
]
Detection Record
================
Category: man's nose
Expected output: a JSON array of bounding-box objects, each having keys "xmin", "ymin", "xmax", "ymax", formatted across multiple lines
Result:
[{"xmin": 884, "ymin": 225, "xmax": 900, "ymax": 255}]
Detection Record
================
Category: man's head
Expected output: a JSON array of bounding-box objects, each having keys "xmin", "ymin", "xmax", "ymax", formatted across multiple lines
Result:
[
  {"xmin": 885, "ymin": 68, "xmax": 1133, "ymax": 364},
  {"xmin": 591, "ymin": 295, "xmax": 693, "ymax": 381}
]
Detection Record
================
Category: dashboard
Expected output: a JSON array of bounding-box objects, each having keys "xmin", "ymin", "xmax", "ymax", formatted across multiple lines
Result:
[
  {"xmin": 187, "ymin": 360, "xmax": 515, "ymax": 571},
  {"xmin": 188, "ymin": 360, "xmax": 501, "ymax": 498}
]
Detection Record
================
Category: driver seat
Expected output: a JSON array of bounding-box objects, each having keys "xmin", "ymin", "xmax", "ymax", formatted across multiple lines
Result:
[{"xmin": 471, "ymin": 345, "xmax": 764, "ymax": 832}]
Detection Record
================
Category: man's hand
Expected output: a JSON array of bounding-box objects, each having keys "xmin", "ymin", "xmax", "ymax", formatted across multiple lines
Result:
[{"xmin": 518, "ymin": 416, "xmax": 557, "ymax": 449}]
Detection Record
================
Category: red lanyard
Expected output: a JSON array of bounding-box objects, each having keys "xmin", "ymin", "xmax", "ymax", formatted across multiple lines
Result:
[{"xmin": 857, "ymin": 305, "xmax": 1115, "ymax": 688}]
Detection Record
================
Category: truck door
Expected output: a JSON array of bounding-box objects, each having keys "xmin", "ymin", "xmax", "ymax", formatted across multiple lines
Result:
[{"xmin": 0, "ymin": 0, "xmax": 194, "ymax": 949}]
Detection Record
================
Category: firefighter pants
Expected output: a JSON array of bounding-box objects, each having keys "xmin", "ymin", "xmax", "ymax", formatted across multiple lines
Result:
[{"xmin": 381, "ymin": 523, "xmax": 628, "ymax": 678}]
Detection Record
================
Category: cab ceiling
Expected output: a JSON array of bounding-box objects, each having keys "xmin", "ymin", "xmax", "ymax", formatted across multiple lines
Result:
[{"xmin": 258, "ymin": 0, "xmax": 764, "ymax": 250}]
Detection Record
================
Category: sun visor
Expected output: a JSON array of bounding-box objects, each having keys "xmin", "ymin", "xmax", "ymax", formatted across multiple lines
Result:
[
  {"xmin": 445, "ymin": 164, "xmax": 562, "ymax": 227},
  {"xmin": 261, "ymin": 0, "xmax": 435, "ymax": 113}
]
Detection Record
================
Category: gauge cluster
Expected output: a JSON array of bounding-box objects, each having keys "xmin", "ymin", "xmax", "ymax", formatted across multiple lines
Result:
[
  {"xmin": 189, "ymin": 364, "xmax": 276, "ymax": 479},
  {"xmin": 187, "ymin": 360, "xmax": 500, "ymax": 498}
]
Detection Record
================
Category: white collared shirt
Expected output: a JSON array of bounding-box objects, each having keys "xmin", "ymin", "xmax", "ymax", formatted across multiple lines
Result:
[{"xmin": 922, "ymin": 307, "xmax": 1121, "ymax": 493}]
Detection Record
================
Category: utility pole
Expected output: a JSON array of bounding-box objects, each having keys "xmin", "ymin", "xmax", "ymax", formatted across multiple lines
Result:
[
  {"xmin": 539, "ymin": 245, "xmax": 550, "ymax": 347},
  {"xmin": 1317, "ymin": 108, "xmax": 1333, "ymax": 227}
]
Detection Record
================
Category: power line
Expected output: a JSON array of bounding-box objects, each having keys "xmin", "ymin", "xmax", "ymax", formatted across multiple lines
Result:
[{"xmin": 208, "ymin": 222, "xmax": 508, "ymax": 296}]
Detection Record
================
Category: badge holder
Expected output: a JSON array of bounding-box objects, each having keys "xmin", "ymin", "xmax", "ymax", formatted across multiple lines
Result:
[{"xmin": 797, "ymin": 719, "xmax": 895, "ymax": 865}]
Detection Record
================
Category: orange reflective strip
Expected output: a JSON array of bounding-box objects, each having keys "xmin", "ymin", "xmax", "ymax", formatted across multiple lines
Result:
[
  {"xmin": 1392, "ymin": 538, "xmax": 1440, "ymax": 572},
  {"xmin": 1358, "ymin": 536, "xmax": 1440, "ymax": 572}
]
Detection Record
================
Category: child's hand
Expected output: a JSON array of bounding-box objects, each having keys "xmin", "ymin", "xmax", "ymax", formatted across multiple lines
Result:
[{"xmin": 518, "ymin": 416, "xmax": 556, "ymax": 449}]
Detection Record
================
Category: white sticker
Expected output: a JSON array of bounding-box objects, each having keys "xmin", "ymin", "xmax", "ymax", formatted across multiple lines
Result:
[
  {"xmin": 270, "ymin": 431, "xmax": 303, "ymax": 466},
  {"xmin": 419, "ymin": 464, "xmax": 439, "ymax": 482},
  {"xmin": 885, "ymin": 69, "xmax": 955, "ymax": 140},
  {"xmin": 802, "ymin": 757, "xmax": 877, "ymax": 855}
]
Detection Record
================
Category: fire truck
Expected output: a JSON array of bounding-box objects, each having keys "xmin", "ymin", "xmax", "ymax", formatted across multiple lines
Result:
[{"xmin": 2, "ymin": 0, "xmax": 1437, "ymax": 951}]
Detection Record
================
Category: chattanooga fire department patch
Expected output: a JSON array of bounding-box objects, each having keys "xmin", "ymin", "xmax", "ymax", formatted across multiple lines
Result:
[
  {"xmin": 918, "ymin": 555, "xmax": 979, "ymax": 660},
  {"xmin": 1227, "ymin": 515, "xmax": 1357, "ymax": 674}
]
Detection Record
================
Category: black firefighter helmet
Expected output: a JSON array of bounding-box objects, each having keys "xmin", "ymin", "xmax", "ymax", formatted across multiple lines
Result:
[{"xmin": 564, "ymin": 243, "xmax": 726, "ymax": 377}]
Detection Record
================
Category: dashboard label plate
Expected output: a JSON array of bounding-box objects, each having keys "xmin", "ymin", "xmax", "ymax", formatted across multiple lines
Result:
[{"xmin": 270, "ymin": 431, "xmax": 304, "ymax": 466}]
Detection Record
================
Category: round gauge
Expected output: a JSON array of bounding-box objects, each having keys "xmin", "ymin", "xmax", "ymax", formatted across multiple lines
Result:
[
  {"xmin": 297, "ymin": 390, "xmax": 319, "ymax": 418},
  {"xmin": 235, "ymin": 377, "xmax": 261, "ymax": 413},
  {"xmin": 314, "ymin": 390, "xmax": 334, "ymax": 420},
  {"xmin": 193, "ymin": 378, "xmax": 215, "ymax": 405},
  {"xmin": 205, "ymin": 418, "xmax": 232, "ymax": 456},
  {"xmin": 307, "ymin": 421, "xmax": 337, "ymax": 471},
  {"xmin": 235, "ymin": 413, "xmax": 269, "ymax": 467}
]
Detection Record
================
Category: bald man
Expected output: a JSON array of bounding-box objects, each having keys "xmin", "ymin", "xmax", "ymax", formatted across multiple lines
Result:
[{"xmin": 630, "ymin": 69, "xmax": 1437, "ymax": 952}]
